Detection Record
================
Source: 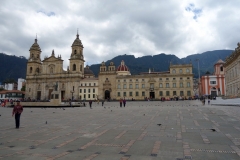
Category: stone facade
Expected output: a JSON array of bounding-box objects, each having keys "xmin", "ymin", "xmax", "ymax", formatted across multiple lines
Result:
[
  {"xmin": 224, "ymin": 43, "xmax": 240, "ymax": 97},
  {"xmin": 25, "ymin": 33, "xmax": 93, "ymax": 101},
  {"xmin": 98, "ymin": 62, "xmax": 194, "ymax": 100},
  {"xmin": 25, "ymin": 34, "xmax": 194, "ymax": 101}
]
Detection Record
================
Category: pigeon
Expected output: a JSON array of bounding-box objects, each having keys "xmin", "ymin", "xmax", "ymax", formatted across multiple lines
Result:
[
  {"xmin": 0, "ymin": 115, "xmax": 1, "ymax": 116},
  {"xmin": 46, "ymin": 121, "xmax": 47, "ymax": 124},
  {"xmin": 210, "ymin": 129, "xmax": 216, "ymax": 132},
  {"xmin": 157, "ymin": 124, "xmax": 161, "ymax": 126},
  {"xmin": 63, "ymin": 108, "xmax": 65, "ymax": 110},
  {"xmin": 144, "ymin": 114, "xmax": 145, "ymax": 116},
  {"xmin": 111, "ymin": 110, "xmax": 112, "ymax": 112},
  {"xmin": 31, "ymin": 111, "xmax": 33, "ymax": 112},
  {"xmin": 53, "ymin": 112, "xmax": 55, "ymax": 113}
]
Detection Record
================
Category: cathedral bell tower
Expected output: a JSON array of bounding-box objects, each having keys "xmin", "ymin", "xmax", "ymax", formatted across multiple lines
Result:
[
  {"xmin": 26, "ymin": 38, "xmax": 42, "ymax": 77},
  {"xmin": 69, "ymin": 32, "xmax": 85, "ymax": 77}
]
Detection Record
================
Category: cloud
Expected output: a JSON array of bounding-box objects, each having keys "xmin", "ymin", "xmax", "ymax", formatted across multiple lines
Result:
[{"xmin": 0, "ymin": 0, "xmax": 240, "ymax": 69}]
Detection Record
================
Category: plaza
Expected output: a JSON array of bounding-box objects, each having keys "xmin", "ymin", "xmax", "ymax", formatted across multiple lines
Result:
[{"xmin": 0, "ymin": 100, "xmax": 240, "ymax": 160}]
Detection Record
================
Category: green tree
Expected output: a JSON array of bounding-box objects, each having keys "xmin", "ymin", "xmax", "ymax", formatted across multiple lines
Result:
[{"xmin": 21, "ymin": 86, "xmax": 25, "ymax": 91}]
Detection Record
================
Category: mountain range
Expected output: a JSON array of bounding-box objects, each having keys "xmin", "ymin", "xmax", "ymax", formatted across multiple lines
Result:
[
  {"xmin": 89, "ymin": 50, "xmax": 233, "ymax": 78},
  {"xmin": 0, "ymin": 50, "xmax": 233, "ymax": 83}
]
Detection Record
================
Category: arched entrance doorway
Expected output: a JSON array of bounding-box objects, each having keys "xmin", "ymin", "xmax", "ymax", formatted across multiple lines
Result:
[
  {"xmin": 105, "ymin": 90, "xmax": 110, "ymax": 100},
  {"xmin": 211, "ymin": 87, "xmax": 217, "ymax": 97}
]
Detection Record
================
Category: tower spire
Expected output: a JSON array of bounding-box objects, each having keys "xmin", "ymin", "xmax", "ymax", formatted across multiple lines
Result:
[
  {"xmin": 76, "ymin": 28, "xmax": 79, "ymax": 38},
  {"xmin": 35, "ymin": 33, "xmax": 38, "ymax": 42}
]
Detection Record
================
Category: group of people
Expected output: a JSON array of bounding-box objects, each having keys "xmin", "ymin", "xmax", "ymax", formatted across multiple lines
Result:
[
  {"xmin": 201, "ymin": 98, "xmax": 211, "ymax": 105},
  {"xmin": 119, "ymin": 98, "xmax": 127, "ymax": 107}
]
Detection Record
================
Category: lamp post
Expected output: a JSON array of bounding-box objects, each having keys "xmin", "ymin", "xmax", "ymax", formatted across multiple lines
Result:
[{"xmin": 196, "ymin": 59, "xmax": 201, "ymax": 97}]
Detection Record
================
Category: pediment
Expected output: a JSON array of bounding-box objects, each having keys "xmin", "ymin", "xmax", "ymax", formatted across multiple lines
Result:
[
  {"xmin": 148, "ymin": 77, "xmax": 156, "ymax": 83},
  {"xmin": 42, "ymin": 56, "xmax": 63, "ymax": 62}
]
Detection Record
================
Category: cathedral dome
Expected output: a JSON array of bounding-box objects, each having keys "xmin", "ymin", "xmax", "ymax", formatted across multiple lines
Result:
[
  {"xmin": 72, "ymin": 34, "xmax": 83, "ymax": 47},
  {"xmin": 29, "ymin": 39, "xmax": 41, "ymax": 51},
  {"xmin": 84, "ymin": 65, "xmax": 94, "ymax": 75},
  {"xmin": 117, "ymin": 60, "xmax": 129, "ymax": 71}
]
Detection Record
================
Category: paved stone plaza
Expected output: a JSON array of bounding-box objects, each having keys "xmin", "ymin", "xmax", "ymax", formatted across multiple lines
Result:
[{"xmin": 1, "ymin": 100, "xmax": 240, "ymax": 160}]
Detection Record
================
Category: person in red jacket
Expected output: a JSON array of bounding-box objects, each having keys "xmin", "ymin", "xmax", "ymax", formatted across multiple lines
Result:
[{"xmin": 12, "ymin": 101, "xmax": 23, "ymax": 129}]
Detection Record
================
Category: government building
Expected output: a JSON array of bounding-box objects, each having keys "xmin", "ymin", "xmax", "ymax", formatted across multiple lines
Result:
[
  {"xmin": 25, "ymin": 33, "xmax": 194, "ymax": 101},
  {"xmin": 224, "ymin": 43, "xmax": 240, "ymax": 97}
]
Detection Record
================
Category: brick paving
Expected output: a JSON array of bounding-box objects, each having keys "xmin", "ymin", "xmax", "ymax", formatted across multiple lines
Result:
[{"xmin": 0, "ymin": 100, "xmax": 240, "ymax": 159}]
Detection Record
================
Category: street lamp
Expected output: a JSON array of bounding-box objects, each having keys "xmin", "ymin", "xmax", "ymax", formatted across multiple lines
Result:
[
  {"xmin": 196, "ymin": 59, "xmax": 201, "ymax": 97},
  {"xmin": 196, "ymin": 59, "xmax": 200, "ymax": 82}
]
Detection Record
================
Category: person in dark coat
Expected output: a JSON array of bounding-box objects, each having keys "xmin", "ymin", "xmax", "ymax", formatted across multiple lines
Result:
[
  {"xmin": 89, "ymin": 100, "xmax": 92, "ymax": 109},
  {"xmin": 101, "ymin": 99, "xmax": 104, "ymax": 106},
  {"xmin": 12, "ymin": 101, "xmax": 23, "ymax": 129},
  {"xmin": 123, "ymin": 99, "xmax": 126, "ymax": 107},
  {"xmin": 120, "ymin": 98, "xmax": 123, "ymax": 107}
]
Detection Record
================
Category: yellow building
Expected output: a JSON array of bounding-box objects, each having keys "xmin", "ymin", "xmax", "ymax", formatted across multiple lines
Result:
[{"xmin": 98, "ymin": 60, "xmax": 194, "ymax": 100}]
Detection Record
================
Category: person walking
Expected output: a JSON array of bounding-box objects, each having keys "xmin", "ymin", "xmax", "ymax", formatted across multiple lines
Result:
[
  {"xmin": 120, "ymin": 98, "xmax": 123, "ymax": 107},
  {"xmin": 101, "ymin": 99, "xmax": 104, "ymax": 106},
  {"xmin": 12, "ymin": 101, "xmax": 23, "ymax": 129},
  {"xmin": 69, "ymin": 99, "xmax": 72, "ymax": 107},
  {"xmin": 123, "ymin": 99, "xmax": 126, "ymax": 107},
  {"xmin": 89, "ymin": 100, "xmax": 92, "ymax": 109},
  {"xmin": 208, "ymin": 99, "xmax": 210, "ymax": 105}
]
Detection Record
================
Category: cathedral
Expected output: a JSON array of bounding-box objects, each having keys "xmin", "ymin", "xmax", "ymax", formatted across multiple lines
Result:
[
  {"xmin": 25, "ymin": 33, "xmax": 91, "ymax": 100},
  {"xmin": 25, "ymin": 33, "xmax": 194, "ymax": 101}
]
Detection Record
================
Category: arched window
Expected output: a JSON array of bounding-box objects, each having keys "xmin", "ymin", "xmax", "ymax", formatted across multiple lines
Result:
[
  {"xmin": 186, "ymin": 68, "xmax": 190, "ymax": 73},
  {"xmin": 179, "ymin": 69, "xmax": 182, "ymax": 73},
  {"xmin": 73, "ymin": 64, "xmax": 76, "ymax": 71},
  {"xmin": 32, "ymin": 54, "xmax": 34, "ymax": 58},
  {"xmin": 220, "ymin": 66, "xmax": 223, "ymax": 72},
  {"xmin": 74, "ymin": 50, "xmax": 77, "ymax": 54},
  {"xmin": 172, "ymin": 69, "xmax": 176, "ymax": 73},
  {"xmin": 80, "ymin": 65, "xmax": 82, "ymax": 71},
  {"xmin": 50, "ymin": 67, "xmax": 53, "ymax": 74},
  {"xmin": 36, "ymin": 68, "xmax": 40, "ymax": 73},
  {"xmin": 30, "ymin": 67, "xmax": 32, "ymax": 73}
]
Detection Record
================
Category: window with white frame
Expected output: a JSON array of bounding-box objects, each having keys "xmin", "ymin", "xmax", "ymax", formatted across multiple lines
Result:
[
  {"xmin": 173, "ymin": 83, "xmax": 176, "ymax": 88},
  {"xmin": 180, "ymin": 83, "xmax": 183, "ymax": 88},
  {"xmin": 136, "ymin": 84, "xmax": 139, "ymax": 89},
  {"xmin": 210, "ymin": 81, "xmax": 216, "ymax": 84},
  {"xmin": 166, "ymin": 83, "xmax": 169, "ymax": 88},
  {"xmin": 129, "ymin": 84, "xmax": 133, "ymax": 89},
  {"xmin": 159, "ymin": 83, "xmax": 163, "ymax": 88}
]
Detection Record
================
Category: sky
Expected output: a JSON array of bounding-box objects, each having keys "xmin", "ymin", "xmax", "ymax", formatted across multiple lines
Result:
[{"xmin": 0, "ymin": 0, "xmax": 240, "ymax": 68}]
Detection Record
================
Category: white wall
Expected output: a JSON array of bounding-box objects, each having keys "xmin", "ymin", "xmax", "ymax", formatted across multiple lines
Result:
[{"xmin": 18, "ymin": 78, "xmax": 25, "ymax": 90}]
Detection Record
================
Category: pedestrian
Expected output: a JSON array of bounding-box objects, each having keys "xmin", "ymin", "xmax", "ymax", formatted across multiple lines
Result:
[
  {"xmin": 102, "ymin": 99, "xmax": 104, "ymax": 106},
  {"xmin": 123, "ymin": 99, "xmax": 126, "ymax": 107},
  {"xmin": 120, "ymin": 98, "xmax": 123, "ymax": 107},
  {"xmin": 89, "ymin": 100, "xmax": 92, "ymax": 109},
  {"xmin": 208, "ymin": 99, "xmax": 210, "ymax": 105},
  {"xmin": 12, "ymin": 101, "xmax": 23, "ymax": 129},
  {"xmin": 69, "ymin": 99, "xmax": 72, "ymax": 107}
]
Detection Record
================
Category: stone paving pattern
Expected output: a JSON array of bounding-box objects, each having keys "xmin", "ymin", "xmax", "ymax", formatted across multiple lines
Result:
[{"xmin": 0, "ymin": 100, "xmax": 240, "ymax": 160}]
